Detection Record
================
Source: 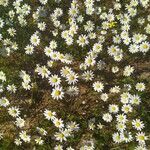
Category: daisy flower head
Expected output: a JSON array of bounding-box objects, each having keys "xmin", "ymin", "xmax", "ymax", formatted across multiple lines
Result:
[
  {"xmin": 110, "ymin": 86, "xmax": 120, "ymax": 93},
  {"xmin": 49, "ymin": 40, "xmax": 57, "ymax": 50},
  {"xmin": 89, "ymin": 122, "xmax": 95, "ymax": 130},
  {"xmin": 123, "ymin": 65, "xmax": 134, "ymax": 76},
  {"xmin": 80, "ymin": 63, "xmax": 88, "ymax": 70},
  {"xmin": 109, "ymin": 104, "xmax": 119, "ymax": 114},
  {"xmin": 132, "ymin": 34, "xmax": 143, "ymax": 44},
  {"xmin": 92, "ymin": 43, "xmax": 102, "ymax": 53},
  {"xmin": 54, "ymin": 131, "xmax": 67, "ymax": 142},
  {"xmin": 49, "ymin": 51, "xmax": 60, "ymax": 60},
  {"xmin": 0, "ymin": 0, "xmax": 149, "ymax": 148},
  {"xmin": 123, "ymin": 84, "xmax": 132, "ymax": 91},
  {"xmin": 102, "ymin": 113, "xmax": 113, "ymax": 122},
  {"xmin": 129, "ymin": 44, "xmax": 139, "ymax": 53},
  {"xmin": 36, "ymin": 127, "xmax": 47, "ymax": 136},
  {"xmin": 97, "ymin": 60, "xmax": 106, "ymax": 70},
  {"xmin": 93, "ymin": 81, "xmax": 104, "ymax": 92},
  {"xmin": 113, "ymin": 35, "xmax": 121, "ymax": 44},
  {"xmin": 85, "ymin": 56, "xmax": 96, "ymax": 67},
  {"xmin": 116, "ymin": 122, "xmax": 126, "ymax": 132},
  {"xmin": 47, "ymin": 60, "xmax": 54, "ymax": 68},
  {"xmin": 15, "ymin": 117, "xmax": 25, "ymax": 128},
  {"xmin": 30, "ymin": 33, "xmax": 40, "ymax": 46},
  {"xmin": 130, "ymin": 94, "xmax": 141, "ymax": 105},
  {"xmin": 7, "ymin": 84, "xmax": 17, "ymax": 93},
  {"xmin": 21, "ymin": 72, "xmax": 31, "ymax": 83},
  {"xmin": 22, "ymin": 82, "xmax": 31, "ymax": 90},
  {"xmin": 116, "ymin": 114, "xmax": 127, "ymax": 123},
  {"xmin": 77, "ymin": 34, "xmax": 89, "ymax": 47},
  {"xmin": 51, "ymin": 86, "xmax": 64, "ymax": 100},
  {"xmin": 108, "ymin": 45, "xmax": 120, "ymax": 56},
  {"xmin": 38, "ymin": 66, "xmax": 50, "ymax": 78},
  {"xmin": 135, "ymin": 83, "xmax": 146, "ymax": 92},
  {"xmin": 66, "ymin": 86, "xmax": 79, "ymax": 96},
  {"xmin": 120, "ymin": 92, "xmax": 131, "ymax": 104},
  {"xmin": 66, "ymin": 72, "xmax": 78, "ymax": 85},
  {"xmin": 132, "ymin": 119, "xmax": 145, "ymax": 131},
  {"xmin": 44, "ymin": 109, "xmax": 56, "ymax": 120},
  {"xmin": 8, "ymin": 107, "xmax": 20, "ymax": 117},
  {"xmin": 66, "ymin": 121, "xmax": 79, "ymax": 131},
  {"xmin": 25, "ymin": 45, "xmax": 34, "ymax": 55},
  {"xmin": 88, "ymin": 32, "xmax": 96, "ymax": 39},
  {"xmin": 112, "ymin": 66, "xmax": 119, "ymax": 73},
  {"xmin": 0, "ymin": 97, "xmax": 10, "ymax": 107},
  {"xmin": 121, "ymin": 104, "xmax": 132, "ymax": 114},
  {"xmin": 60, "ymin": 66, "xmax": 73, "ymax": 77},
  {"xmin": 65, "ymin": 36, "xmax": 73, "ymax": 46},
  {"xmin": 14, "ymin": 138, "xmax": 22, "ymax": 146},
  {"xmin": 7, "ymin": 28, "xmax": 16, "ymax": 37},
  {"xmin": 49, "ymin": 75, "xmax": 61, "ymax": 87},
  {"xmin": 82, "ymin": 70, "xmax": 94, "ymax": 81},
  {"xmin": 84, "ymin": 20, "xmax": 95, "ymax": 32},
  {"xmin": 19, "ymin": 131, "xmax": 31, "ymax": 143},
  {"xmin": 44, "ymin": 46, "xmax": 53, "ymax": 57},
  {"xmin": 38, "ymin": 22, "xmax": 46, "ymax": 31},
  {"xmin": 35, "ymin": 137, "xmax": 44, "ymax": 145},
  {"xmin": 69, "ymin": 7, "xmax": 79, "ymax": 17},
  {"xmin": 97, "ymin": 122, "xmax": 103, "ymax": 129},
  {"xmin": 54, "ymin": 7, "xmax": 63, "ymax": 16},
  {"xmin": 136, "ymin": 132, "xmax": 148, "ymax": 145},
  {"xmin": 101, "ymin": 93, "xmax": 108, "ymax": 102},
  {"xmin": 53, "ymin": 118, "xmax": 64, "ymax": 128},
  {"xmin": 112, "ymin": 132, "xmax": 123, "ymax": 143},
  {"xmin": 114, "ymin": 53, "xmax": 123, "ymax": 62},
  {"xmin": 62, "ymin": 54, "xmax": 73, "ymax": 64},
  {"xmin": 139, "ymin": 41, "xmax": 150, "ymax": 53},
  {"xmin": 0, "ymin": 71, "xmax": 6, "ymax": 82}
]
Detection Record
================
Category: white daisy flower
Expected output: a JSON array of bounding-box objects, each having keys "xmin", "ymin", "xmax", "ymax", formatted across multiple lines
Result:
[
  {"xmin": 0, "ymin": 97, "xmax": 10, "ymax": 107},
  {"xmin": 35, "ymin": 137, "xmax": 44, "ymax": 145},
  {"xmin": 19, "ymin": 131, "xmax": 31, "ymax": 143},
  {"xmin": 44, "ymin": 109, "xmax": 56, "ymax": 120},
  {"xmin": 132, "ymin": 119, "xmax": 144, "ymax": 131},
  {"xmin": 116, "ymin": 114, "xmax": 127, "ymax": 123},
  {"xmin": 102, "ymin": 113, "xmax": 113, "ymax": 122},
  {"xmin": 135, "ymin": 83, "xmax": 146, "ymax": 91},
  {"xmin": 15, "ymin": 117, "xmax": 25, "ymax": 128},
  {"xmin": 93, "ymin": 81, "xmax": 104, "ymax": 92},
  {"xmin": 136, "ymin": 132, "xmax": 148, "ymax": 145},
  {"xmin": 77, "ymin": 34, "xmax": 89, "ymax": 47},
  {"xmin": 51, "ymin": 86, "xmax": 64, "ymax": 100},
  {"xmin": 49, "ymin": 75, "xmax": 61, "ymax": 87},
  {"xmin": 66, "ymin": 73, "xmax": 78, "ymax": 85},
  {"xmin": 109, "ymin": 104, "xmax": 119, "ymax": 114},
  {"xmin": 30, "ymin": 33, "xmax": 40, "ymax": 46},
  {"xmin": 53, "ymin": 118, "xmax": 64, "ymax": 128},
  {"xmin": 8, "ymin": 107, "xmax": 20, "ymax": 117}
]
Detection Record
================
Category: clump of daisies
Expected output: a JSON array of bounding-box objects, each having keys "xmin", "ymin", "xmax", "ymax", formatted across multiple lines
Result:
[
  {"xmin": 44, "ymin": 109, "xmax": 79, "ymax": 143},
  {"xmin": 0, "ymin": 0, "xmax": 150, "ymax": 149}
]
